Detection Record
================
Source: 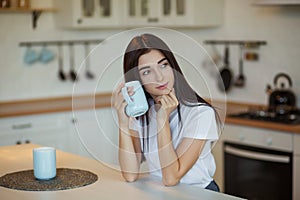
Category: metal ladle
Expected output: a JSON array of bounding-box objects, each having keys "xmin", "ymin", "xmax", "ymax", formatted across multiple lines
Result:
[
  {"xmin": 84, "ymin": 42, "xmax": 94, "ymax": 79},
  {"xmin": 69, "ymin": 43, "xmax": 78, "ymax": 82},
  {"xmin": 57, "ymin": 44, "xmax": 66, "ymax": 81},
  {"xmin": 234, "ymin": 44, "xmax": 246, "ymax": 87}
]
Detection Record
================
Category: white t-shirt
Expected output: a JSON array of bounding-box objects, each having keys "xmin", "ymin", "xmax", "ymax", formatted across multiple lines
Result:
[{"xmin": 129, "ymin": 101, "xmax": 219, "ymax": 188}]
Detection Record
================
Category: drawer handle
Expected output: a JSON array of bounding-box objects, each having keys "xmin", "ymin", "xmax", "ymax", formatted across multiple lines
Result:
[
  {"xmin": 72, "ymin": 118, "xmax": 77, "ymax": 124},
  {"xmin": 238, "ymin": 135, "xmax": 245, "ymax": 141},
  {"xmin": 148, "ymin": 17, "xmax": 158, "ymax": 23},
  {"xmin": 12, "ymin": 123, "xmax": 32, "ymax": 130},
  {"xmin": 266, "ymin": 138, "xmax": 272, "ymax": 146}
]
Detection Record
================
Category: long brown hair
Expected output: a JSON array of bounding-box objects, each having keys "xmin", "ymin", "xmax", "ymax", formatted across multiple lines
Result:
[
  {"xmin": 123, "ymin": 33, "xmax": 210, "ymax": 105},
  {"xmin": 123, "ymin": 33, "xmax": 215, "ymax": 153}
]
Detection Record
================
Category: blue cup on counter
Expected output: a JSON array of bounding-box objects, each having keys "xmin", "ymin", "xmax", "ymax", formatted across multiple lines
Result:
[{"xmin": 33, "ymin": 147, "xmax": 56, "ymax": 180}]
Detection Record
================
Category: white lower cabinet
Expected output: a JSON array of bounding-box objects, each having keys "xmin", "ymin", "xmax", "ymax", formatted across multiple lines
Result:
[
  {"xmin": 0, "ymin": 108, "xmax": 119, "ymax": 167},
  {"xmin": 212, "ymin": 132, "xmax": 224, "ymax": 191},
  {"xmin": 68, "ymin": 108, "xmax": 119, "ymax": 166},
  {"xmin": 0, "ymin": 112, "xmax": 71, "ymax": 151}
]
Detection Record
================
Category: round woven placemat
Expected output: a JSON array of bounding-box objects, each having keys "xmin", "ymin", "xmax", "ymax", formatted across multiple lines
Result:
[{"xmin": 0, "ymin": 168, "xmax": 98, "ymax": 191}]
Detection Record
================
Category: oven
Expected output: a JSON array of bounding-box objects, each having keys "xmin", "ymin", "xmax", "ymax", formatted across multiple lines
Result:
[
  {"xmin": 219, "ymin": 124, "xmax": 294, "ymax": 200},
  {"xmin": 224, "ymin": 142, "xmax": 292, "ymax": 200}
]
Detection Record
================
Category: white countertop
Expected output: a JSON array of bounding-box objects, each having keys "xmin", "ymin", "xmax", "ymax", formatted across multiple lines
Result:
[{"xmin": 0, "ymin": 144, "xmax": 244, "ymax": 200}]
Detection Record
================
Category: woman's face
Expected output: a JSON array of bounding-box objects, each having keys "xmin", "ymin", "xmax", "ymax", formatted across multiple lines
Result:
[{"xmin": 137, "ymin": 49, "xmax": 174, "ymax": 98}]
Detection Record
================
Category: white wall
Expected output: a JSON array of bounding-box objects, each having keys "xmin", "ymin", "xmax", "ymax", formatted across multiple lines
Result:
[{"xmin": 0, "ymin": 0, "xmax": 300, "ymax": 107}]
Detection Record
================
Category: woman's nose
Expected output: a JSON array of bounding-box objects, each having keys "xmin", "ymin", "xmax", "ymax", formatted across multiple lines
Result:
[{"xmin": 154, "ymin": 67, "xmax": 164, "ymax": 82}]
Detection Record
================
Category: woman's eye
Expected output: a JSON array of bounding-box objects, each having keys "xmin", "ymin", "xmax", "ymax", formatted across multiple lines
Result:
[
  {"xmin": 160, "ymin": 63, "xmax": 169, "ymax": 68},
  {"xmin": 142, "ymin": 70, "xmax": 150, "ymax": 75}
]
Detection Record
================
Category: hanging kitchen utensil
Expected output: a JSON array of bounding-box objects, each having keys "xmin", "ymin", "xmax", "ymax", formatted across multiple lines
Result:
[
  {"xmin": 84, "ymin": 42, "xmax": 94, "ymax": 79},
  {"xmin": 69, "ymin": 43, "xmax": 78, "ymax": 82},
  {"xmin": 57, "ymin": 44, "xmax": 66, "ymax": 81},
  {"xmin": 211, "ymin": 45, "xmax": 222, "ymax": 66},
  {"xmin": 218, "ymin": 45, "xmax": 232, "ymax": 92},
  {"xmin": 234, "ymin": 44, "xmax": 246, "ymax": 87}
]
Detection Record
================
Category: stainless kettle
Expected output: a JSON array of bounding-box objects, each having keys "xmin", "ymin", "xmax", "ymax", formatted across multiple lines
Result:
[{"xmin": 266, "ymin": 73, "xmax": 296, "ymax": 114}]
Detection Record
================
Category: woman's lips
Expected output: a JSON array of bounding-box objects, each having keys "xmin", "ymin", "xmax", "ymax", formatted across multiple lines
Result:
[{"xmin": 156, "ymin": 82, "xmax": 169, "ymax": 90}]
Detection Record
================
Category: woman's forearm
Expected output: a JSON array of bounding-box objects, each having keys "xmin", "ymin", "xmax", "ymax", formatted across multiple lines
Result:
[
  {"xmin": 157, "ymin": 120, "xmax": 181, "ymax": 186},
  {"xmin": 118, "ymin": 125, "xmax": 141, "ymax": 182}
]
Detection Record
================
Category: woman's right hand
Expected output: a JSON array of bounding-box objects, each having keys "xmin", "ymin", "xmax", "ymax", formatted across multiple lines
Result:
[{"xmin": 112, "ymin": 83, "xmax": 134, "ymax": 125}]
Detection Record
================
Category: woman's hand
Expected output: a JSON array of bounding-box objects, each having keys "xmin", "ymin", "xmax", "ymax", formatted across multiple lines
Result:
[
  {"xmin": 112, "ymin": 83, "xmax": 134, "ymax": 125},
  {"xmin": 155, "ymin": 89, "xmax": 178, "ymax": 121}
]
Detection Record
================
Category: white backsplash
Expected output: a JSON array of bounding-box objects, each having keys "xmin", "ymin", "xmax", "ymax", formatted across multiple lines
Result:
[{"xmin": 0, "ymin": 0, "xmax": 299, "ymax": 107}]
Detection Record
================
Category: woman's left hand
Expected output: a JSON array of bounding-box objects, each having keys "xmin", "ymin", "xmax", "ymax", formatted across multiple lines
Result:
[{"xmin": 155, "ymin": 89, "xmax": 179, "ymax": 120}]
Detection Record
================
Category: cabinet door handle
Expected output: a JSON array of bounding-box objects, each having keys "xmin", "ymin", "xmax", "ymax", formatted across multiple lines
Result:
[
  {"xmin": 12, "ymin": 123, "xmax": 32, "ymax": 130},
  {"xmin": 25, "ymin": 140, "xmax": 31, "ymax": 144},
  {"xmin": 72, "ymin": 118, "xmax": 77, "ymax": 124},
  {"xmin": 16, "ymin": 141, "xmax": 22, "ymax": 145},
  {"xmin": 148, "ymin": 17, "xmax": 158, "ymax": 23},
  {"xmin": 77, "ymin": 18, "xmax": 83, "ymax": 24}
]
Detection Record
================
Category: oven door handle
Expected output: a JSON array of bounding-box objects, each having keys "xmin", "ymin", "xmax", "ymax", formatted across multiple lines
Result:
[{"xmin": 225, "ymin": 145, "xmax": 290, "ymax": 163}]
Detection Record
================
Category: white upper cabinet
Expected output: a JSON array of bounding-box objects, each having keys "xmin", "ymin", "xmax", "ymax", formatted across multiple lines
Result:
[
  {"xmin": 54, "ymin": 0, "xmax": 224, "ymax": 29},
  {"xmin": 253, "ymin": 0, "xmax": 300, "ymax": 5},
  {"xmin": 54, "ymin": 0, "xmax": 122, "ymax": 28},
  {"xmin": 175, "ymin": 0, "xmax": 224, "ymax": 27},
  {"xmin": 124, "ymin": 0, "xmax": 224, "ymax": 27},
  {"xmin": 124, "ymin": 0, "xmax": 152, "ymax": 25}
]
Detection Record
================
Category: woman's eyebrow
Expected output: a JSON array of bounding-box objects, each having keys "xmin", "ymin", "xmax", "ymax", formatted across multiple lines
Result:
[
  {"xmin": 138, "ymin": 57, "xmax": 167, "ymax": 71},
  {"xmin": 157, "ymin": 57, "xmax": 167, "ymax": 64},
  {"xmin": 139, "ymin": 66, "xmax": 150, "ymax": 71}
]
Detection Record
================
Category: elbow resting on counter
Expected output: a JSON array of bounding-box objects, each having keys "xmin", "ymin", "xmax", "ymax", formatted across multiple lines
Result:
[
  {"xmin": 122, "ymin": 172, "xmax": 139, "ymax": 183},
  {"xmin": 162, "ymin": 176, "xmax": 180, "ymax": 187}
]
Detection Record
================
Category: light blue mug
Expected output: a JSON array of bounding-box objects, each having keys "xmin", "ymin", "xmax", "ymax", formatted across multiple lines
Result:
[
  {"xmin": 33, "ymin": 147, "xmax": 56, "ymax": 180},
  {"xmin": 40, "ymin": 47, "xmax": 55, "ymax": 63},
  {"xmin": 24, "ymin": 47, "xmax": 39, "ymax": 64},
  {"xmin": 122, "ymin": 81, "xmax": 149, "ymax": 117}
]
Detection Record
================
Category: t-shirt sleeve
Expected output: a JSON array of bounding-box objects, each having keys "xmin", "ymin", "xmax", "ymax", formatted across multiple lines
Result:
[{"xmin": 182, "ymin": 106, "xmax": 219, "ymax": 141}]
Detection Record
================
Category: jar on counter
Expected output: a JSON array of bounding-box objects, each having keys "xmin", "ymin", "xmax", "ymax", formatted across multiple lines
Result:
[{"xmin": 17, "ymin": 0, "xmax": 30, "ymax": 8}]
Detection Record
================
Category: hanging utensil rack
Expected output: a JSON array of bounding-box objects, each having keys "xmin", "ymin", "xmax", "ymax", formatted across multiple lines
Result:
[
  {"xmin": 204, "ymin": 40, "xmax": 267, "ymax": 91},
  {"xmin": 19, "ymin": 39, "xmax": 103, "ymax": 47},
  {"xmin": 204, "ymin": 40, "xmax": 267, "ymax": 47},
  {"xmin": 19, "ymin": 39, "xmax": 103, "ymax": 82}
]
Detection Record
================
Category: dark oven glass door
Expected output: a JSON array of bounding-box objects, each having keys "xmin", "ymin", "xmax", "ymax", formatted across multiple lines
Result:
[{"xmin": 224, "ymin": 142, "xmax": 292, "ymax": 200}]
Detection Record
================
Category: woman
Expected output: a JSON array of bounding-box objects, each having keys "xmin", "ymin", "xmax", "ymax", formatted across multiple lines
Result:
[{"xmin": 113, "ymin": 33, "xmax": 220, "ymax": 192}]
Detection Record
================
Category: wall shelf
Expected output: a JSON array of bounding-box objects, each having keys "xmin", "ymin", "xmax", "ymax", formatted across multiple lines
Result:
[
  {"xmin": 19, "ymin": 39, "xmax": 104, "ymax": 47},
  {"xmin": 204, "ymin": 40, "xmax": 267, "ymax": 48},
  {"xmin": 0, "ymin": 7, "xmax": 56, "ymax": 29}
]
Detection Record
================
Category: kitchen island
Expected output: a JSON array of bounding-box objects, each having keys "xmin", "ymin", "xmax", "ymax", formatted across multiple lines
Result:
[{"xmin": 0, "ymin": 144, "xmax": 243, "ymax": 200}]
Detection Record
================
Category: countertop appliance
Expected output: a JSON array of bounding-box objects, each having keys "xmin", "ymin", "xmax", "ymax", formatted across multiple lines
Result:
[{"xmin": 267, "ymin": 73, "xmax": 296, "ymax": 115}]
